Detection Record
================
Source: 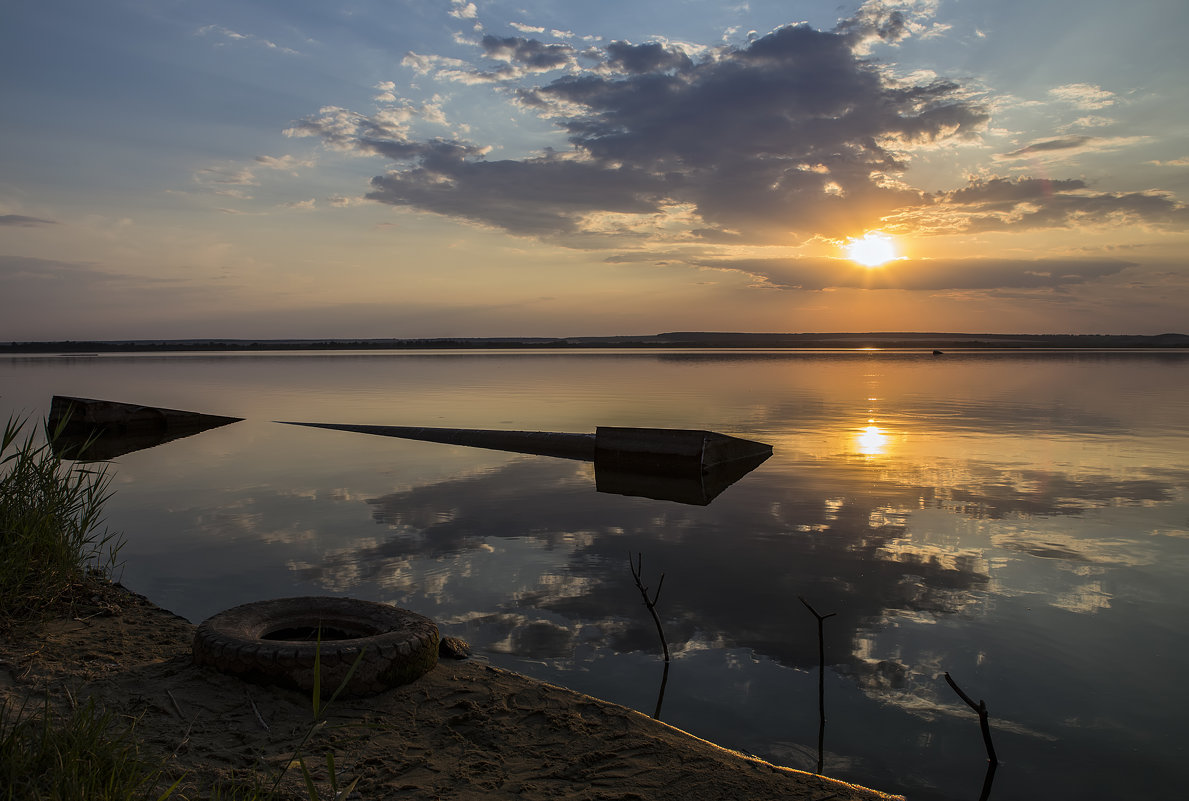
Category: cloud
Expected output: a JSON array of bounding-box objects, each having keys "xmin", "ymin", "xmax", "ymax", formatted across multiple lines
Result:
[
  {"xmin": 1000, "ymin": 136, "xmax": 1093, "ymax": 157},
  {"xmin": 1148, "ymin": 157, "xmax": 1189, "ymax": 167},
  {"xmin": 472, "ymin": 34, "xmax": 581, "ymax": 79},
  {"xmin": 997, "ymin": 135, "xmax": 1145, "ymax": 161},
  {"xmin": 288, "ymin": 4, "xmax": 1185, "ymax": 252},
  {"xmin": 834, "ymin": 1, "xmax": 913, "ymax": 50},
  {"xmin": 401, "ymin": 52, "xmax": 469, "ymax": 76},
  {"xmin": 0, "ymin": 254, "xmax": 94, "ymax": 281},
  {"xmin": 889, "ymin": 176, "xmax": 1189, "ymax": 234},
  {"xmin": 373, "ymin": 81, "xmax": 400, "ymax": 102},
  {"xmin": 448, "ymin": 1, "xmax": 477, "ymax": 21},
  {"xmin": 368, "ymin": 155, "xmax": 667, "ymax": 237},
  {"xmin": 0, "ymin": 254, "xmax": 186, "ymax": 286},
  {"xmin": 254, "ymin": 154, "xmax": 314, "ymax": 173},
  {"xmin": 835, "ymin": 0, "xmax": 947, "ymax": 54},
  {"xmin": 944, "ymin": 176, "xmax": 1085, "ymax": 203},
  {"xmin": 700, "ymin": 256, "xmax": 1132, "ymax": 291},
  {"xmin": 1048, "ymin": 83, "xmax": 1117, "ymax": 110},
  {"xmin": 196, "ymin": 25, "xmax": 299, "ymax": 56},
  {"xmin": 0, "ymin": 254, "xmax": 182, "ymax": 322},
  {"xmin": 192, "ymin": 164, "xmax": 259, "ymax": 198},
  {"xmin": 188, "ymin": 155, "xmax": 318, "ymax": 203},
  {"xmin": 293, "ymin": 18, "xmax": 988, "ymax": 244},
  {"xmin": 1065, "ymin": 115, "xmax": 1115, "ymax": 130},
  {"xmin": 601, "ymin": 40, "xmax": 693, "ymax": 74},
  {"xmin": 284, "ymin": 104, "xmax": 457, "ymax": 156},
  {"xmin": 0, "ymin": 214, "xmax": 57, "ymax": 227}
]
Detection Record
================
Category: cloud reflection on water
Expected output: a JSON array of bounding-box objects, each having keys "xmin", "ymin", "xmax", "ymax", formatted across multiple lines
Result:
[{"xmin": 288, "ymin": 441, "xmax": 1183, "ymax": 680}]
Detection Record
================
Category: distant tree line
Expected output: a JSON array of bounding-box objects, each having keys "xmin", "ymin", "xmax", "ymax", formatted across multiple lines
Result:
[{"xmin": 2, "ymin": 332, "xmax": 1187, "ymax": 353}]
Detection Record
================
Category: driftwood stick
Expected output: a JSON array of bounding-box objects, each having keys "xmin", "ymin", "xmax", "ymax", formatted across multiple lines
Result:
[
  {"xmin": 246, "ymin": 689, "xmax": 271, "ymax": 733},
  {"xmin": 630, "ymin": 552, "xmax": 673, "ymax": 721},
  {"xmin": 169, "ymin": 719, "xmax": 195, "ymax": 759},
  {"xmin": 630, "ymin": 552, "xmax": 670, "ymax": 663},
  {"xmin": 165, "ymin": 689, "xmax": 185, "ymax": 720},
  {"xmin": 978, "ymin": 761, "xmax": 998, "ymax": 801},
  {"xmin": 799, "ymin": 597, "xmax": 836, "ymax": 775},
  {"xmin": 799, "ymin": 596, "xmax": 837, "ymax": 717},
  {"xmin": 944, "ymin": 672, "xmax": 998, "ymax": 766},
  {"xmin": 653, "ymin": 660, "xmax": 671, "ymax": 720}
]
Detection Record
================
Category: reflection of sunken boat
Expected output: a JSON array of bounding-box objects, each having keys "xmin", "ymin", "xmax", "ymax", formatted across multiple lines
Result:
[
  {"xmin": 594, "ymin": 450, "xmax": 772, "ymax": 506},
  {"xmin": 49, "ymin": 395, "xmax": 243, "ymax": 460},
  {"xmin": 279, "ymin": 422, "xmax": 773, "ymax": 506},
  {"xmin": 592, "ymin": 426, "xmax": 773, "ymax": 505}
]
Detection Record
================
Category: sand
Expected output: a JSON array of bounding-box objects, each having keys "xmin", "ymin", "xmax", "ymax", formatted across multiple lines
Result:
[{"xmin": 0, "ymin": 578, "xmax": 901, "ymax": 800}]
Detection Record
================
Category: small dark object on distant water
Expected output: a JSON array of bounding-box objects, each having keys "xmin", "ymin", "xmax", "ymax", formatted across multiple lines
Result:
[
  {"xmin": 438, "ymin": 636, "xmax": 472, "ymax": 659},
  {"xmin": 933, "ymin": 350, "xmax": 944, "ymax": 355}
]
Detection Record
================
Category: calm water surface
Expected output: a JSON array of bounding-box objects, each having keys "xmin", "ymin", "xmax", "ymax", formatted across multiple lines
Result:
[{"xmin": 3, "ymin": 350, "xmax": 1187, "ymax": 800}]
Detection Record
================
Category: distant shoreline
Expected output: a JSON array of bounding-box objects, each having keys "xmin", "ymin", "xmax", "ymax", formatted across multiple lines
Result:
[{"xmin": 3, "ymin": 331, "xmax": 1188, "ymax": 353}]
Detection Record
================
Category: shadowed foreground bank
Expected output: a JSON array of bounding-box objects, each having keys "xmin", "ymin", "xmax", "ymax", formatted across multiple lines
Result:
[{"xmin": 0, "ymin": 579, "xmax": 899, "ymax": 800}]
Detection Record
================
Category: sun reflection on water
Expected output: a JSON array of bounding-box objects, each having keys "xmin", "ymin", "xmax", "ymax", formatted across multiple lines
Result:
[{"xmin": 855, "ymin": 422, "xmax": 889, "ymax": 456}]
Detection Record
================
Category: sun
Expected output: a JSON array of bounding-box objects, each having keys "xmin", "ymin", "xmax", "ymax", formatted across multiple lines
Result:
[{"xmin": 845, "ymin": 233, "xmax": 897, "ymax": 267}]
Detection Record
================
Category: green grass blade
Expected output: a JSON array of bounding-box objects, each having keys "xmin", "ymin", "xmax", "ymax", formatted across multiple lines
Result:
[
  {"xmin": 324, "ymin": 646, "xmax": 367, "ymax": 710},
  {"xmin": 338, "ymin": 774, "xmax": 361, "ymax": 798},
  {"xmin": 155, "ymin": 774, "xmax": 185, "ymax": 800},
  {"xmin": 312, "ymin": 624, "xmax": 322, "ymax": 718},
  {"xmin": 297, "ymin": 755, "xmax": 318, "ymax": 801}
]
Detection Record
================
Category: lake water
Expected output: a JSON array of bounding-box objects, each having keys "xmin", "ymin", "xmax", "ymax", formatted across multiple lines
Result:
[{"xmin": 3, "ymin": 349, "xmax": 1187, "ymax": 799}]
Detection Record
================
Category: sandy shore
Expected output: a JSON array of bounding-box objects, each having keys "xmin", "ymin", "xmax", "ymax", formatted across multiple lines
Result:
[{"xmin": 0, "ymin": 579, "xmax": 900, "ymax": 799}]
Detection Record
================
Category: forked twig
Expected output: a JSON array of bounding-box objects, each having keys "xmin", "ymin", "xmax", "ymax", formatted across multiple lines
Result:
[
  {"xmin": 630, "ymin": 552, "xmax": 672, "ymax": 720},
  {"xmin": 630, "ymin": 552, "xmax": 670, "ymax": 663},
  {"xmin": 799, "ymin": 596, "xmax": 836, "ymax": 775},
  {"xmin": 944, "ymin": 671, "xmax": 999, "ymax": 766}
]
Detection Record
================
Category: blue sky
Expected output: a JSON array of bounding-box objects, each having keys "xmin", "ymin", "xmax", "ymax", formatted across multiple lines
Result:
[{"xmin": 2, "ymin": 0, "xmax": 1187, "ymax": 339}]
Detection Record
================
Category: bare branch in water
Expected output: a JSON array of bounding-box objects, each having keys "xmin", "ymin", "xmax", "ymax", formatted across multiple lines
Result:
[
  {"xmin": 631, "ymin": 552, "xmax": 670, "ymax": 663},
  {"xmin": 944, "ymin": 671, "xmax": 999, "ymax": 767},
  {"xmin": 799, "ymin": 596, "xmax": 836, "ymax": 775},
  {"xmin": 630, "ymin": 552, "xmax": 672, "ymax": 720}
]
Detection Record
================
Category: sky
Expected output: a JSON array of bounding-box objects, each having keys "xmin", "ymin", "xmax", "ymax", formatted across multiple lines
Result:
[{"xmin": 2, "ymin": 0, "xmax": 1187, "ymax": 340}]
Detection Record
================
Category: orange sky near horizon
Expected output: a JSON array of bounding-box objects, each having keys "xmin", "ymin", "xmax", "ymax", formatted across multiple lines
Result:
[{"xmin": 2, "ymin": 0, "xmax": 1187, "ymax": 339}]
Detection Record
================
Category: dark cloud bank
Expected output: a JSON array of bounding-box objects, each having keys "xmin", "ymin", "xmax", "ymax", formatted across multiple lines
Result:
[
  {"xmin": 696, "ymin": 255, "xmax": 1132, "ymax": 291},
  {"xmin": 0, "ymin": 214, "xmax": 57, "ymax": 227},
  {"xmin": 293, "ymin": 20, "xmax": 983, "ymax": 242},
  {"xmin": 287, "ymin": 11, "xmax": 1187, "ymax": 284}
]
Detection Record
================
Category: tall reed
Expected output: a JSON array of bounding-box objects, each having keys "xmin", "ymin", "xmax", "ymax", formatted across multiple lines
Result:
[
  {"xmin": 0, "ymin": 696, "xmax": 180, "ymax": 801},
  {"xmin": 0, "ymin": 414, "xmax": 124, "ymax": 631}
]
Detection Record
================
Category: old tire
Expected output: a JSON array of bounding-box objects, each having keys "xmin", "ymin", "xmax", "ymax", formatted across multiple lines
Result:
[{"xmin": 192, "ymin": 597, "xmax": 439, "ymax": 697}]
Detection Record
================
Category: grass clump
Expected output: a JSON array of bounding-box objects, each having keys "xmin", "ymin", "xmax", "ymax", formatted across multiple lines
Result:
[
  {"xmin": 0, "ymin": 697, "xmax": 179, "ymax": 801},
  {"xmin": 0, "ymin": 414, "xmax": 362, "ymax": 800},
  {"xmin": 0, "ymin": 414, "xmax": 124, "ymax": 633}
]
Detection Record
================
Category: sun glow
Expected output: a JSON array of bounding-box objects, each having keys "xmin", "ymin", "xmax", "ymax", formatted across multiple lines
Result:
[
  {"xmin": 855, "ymin": 424, "xmax": 888, "ymax": 456},
  {"xmin": 845, "ymin": 233, "xmax": 897, "ymax": 267}
]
